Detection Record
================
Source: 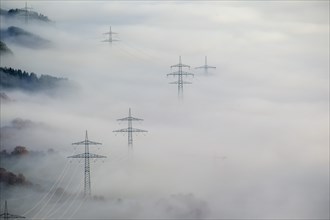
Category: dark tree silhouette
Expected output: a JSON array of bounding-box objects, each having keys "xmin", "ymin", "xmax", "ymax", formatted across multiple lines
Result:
[{"xmin": 0, "ymin": 67, "xmax": 67, "ymax": 91}]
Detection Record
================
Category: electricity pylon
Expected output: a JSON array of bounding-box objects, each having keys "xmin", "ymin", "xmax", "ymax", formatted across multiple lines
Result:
[
  {"xmin": 0, "ymin": 200, "xmax": 25, "ymax": 219},
  {"xmin": 167, "ymin": 56, "xmax": 194, "ymax": 99},
  {"xmin": 21, "ymin": 2, "xmax": 33, "ymax": 25},
  {"xmin": 102, "ymin": 26, "xmax": 119, "ymax": 43},
  {"xmin": 113, "ymin": 108, "xmax": 147, "ymax": 152},
  {"xmin": 195, "ymin": 56, "xmax": 216, "ymax": 73},
  {"xmin": 68, "ymin": 130, "xmax": 106, "ymax": 198}
]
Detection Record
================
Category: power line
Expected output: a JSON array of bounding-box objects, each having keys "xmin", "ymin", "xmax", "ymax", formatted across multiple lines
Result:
[
  {"xmin": 42, "ymin": 163, "xmax": 81, "ymax": 219},
  {"xmin": 23, "ymin": 161, "xmax": 71, "ymax": 216}
]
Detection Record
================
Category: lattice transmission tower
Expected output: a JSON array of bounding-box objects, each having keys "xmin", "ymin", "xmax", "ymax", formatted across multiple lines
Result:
[
  {"xmin": 167, "ymin": 56, "xmax": 194, "ymax": 99},
  {"xmin": 21, "ymin": 2, "xmax": 32, "ymax": 25},
  {"xmin": 102, "ymin": 26, "xmax": 119, "ymax": 43},
  {"xmin": 0, "ymin": 200, "xmax": 25, "ymax": 220},
  {"xmin": 113, "ymin": 108, "xmax": 147, "ymax": 152},
  {"xmin": 68, "ymin": 130, "xmax": 106, "ymax": 198},
  {"xmin": 195, "ymin": 56, "xmax": 216, "ymax": 73}
]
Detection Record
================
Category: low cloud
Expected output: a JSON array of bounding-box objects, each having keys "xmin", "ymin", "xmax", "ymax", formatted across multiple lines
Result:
[{"xmin": 0, "ymin": 1, "xmax": 328, "ymax": 219}]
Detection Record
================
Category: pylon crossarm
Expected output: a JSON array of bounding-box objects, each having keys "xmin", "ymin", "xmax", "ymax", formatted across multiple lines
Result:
[
  {"xmin": 87, "ymin": 140, "xmax": 102, "ymax": 145},
  {"xmin": 170, "ymin": 81, "xmax": 191, "ymax": 84},
  {"xmin": 102, "ymin": 39, "xmax": 119, "ymax": 42},
  {"xmin": 130, "ymin": 117, "xmax": 143, "ymax": 121},
  {"xmin": 72, "ymin": 140, "xmax": 102, "ymax": 145},
  {"xmin": 9, "ymin": 214, "xmax": 25, "ymax": 218},
  {"xmin": 195, "ymin": 65, "xmax": 216, "ymax": 69},
  {"xmin": 68, "ymin": 153, "xmax": 106, "ymax": 158},
  {"xmin": 170, "ymin": 63, "xmax": 190, "ymax": 68},
  {"xmin": 167, "ymin": 71, "xmax": 194, "ymax": 77},
  {"xmin": 103, "ymin": 32, "xmax": 118, "ymax": 35},
  {"xmin": 117, "ymin": 116, "xmax": 143, "ymax": 121},
  {"xmin": 0, "ymin": 214, "xmax": 25, "ymax": 218},
  {"xmin": 131, "ymin": 128, "xmax": 148, "ymax": 132},
  {"xmin": 181, "ymin": 71, "xmax": 194, "ymax": 76},
  {"xmin": 195, "ymin": 66, "xmax": 205, "ymax": 69},
  {"xmin": 113, "ymin": 128, "xmax": 147, "ymax": 133},
  {"xmin": 113, "ymin": 128, "xmax": 130, "ymax": 133},
  {"xmin": 167, "ymin": 72, "xmax": 180, "ymax": 76}
]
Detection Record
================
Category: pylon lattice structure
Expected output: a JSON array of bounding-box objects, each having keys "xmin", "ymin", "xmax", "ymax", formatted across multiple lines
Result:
[
  {"xmin": 113, "ymin": 108, "xmax": 147, "ymax": 151},
  {"xmin": 68, "ymin": 130, "xmax": 106, "ymax": 198},
  {"xmin": 0, "ymin": 200, "xmax": 25, "ymax": 220},
  {"xmin": 21, "ymin": 2, "xmax": 33, "ymax": 25},
  {"xmin": 102, "ymin": 26, "xmax": 119, "ymax": 43},
  {"xmin": 167, "ymin": 56, "xmax": 194, "ymax": 99},
  {"xmin": 195, "ymin": 56, "xmax": 216, "ymax": 72}
]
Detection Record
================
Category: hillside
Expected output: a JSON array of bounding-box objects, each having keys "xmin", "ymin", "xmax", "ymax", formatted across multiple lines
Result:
[
  {"xmin": 0, "ymin": 40, "xmax": 13, "ymax": 55},
  {"xmin": 0, "ymin": 8, "xmax": 52, "ymax": 23},
  {"xmin": 0, "ymin": 67, "xmax": 68, "ymax": 92},
  {"xmin": 0, "ymin": 26, "xmax": 51, "ymax": 49}
]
